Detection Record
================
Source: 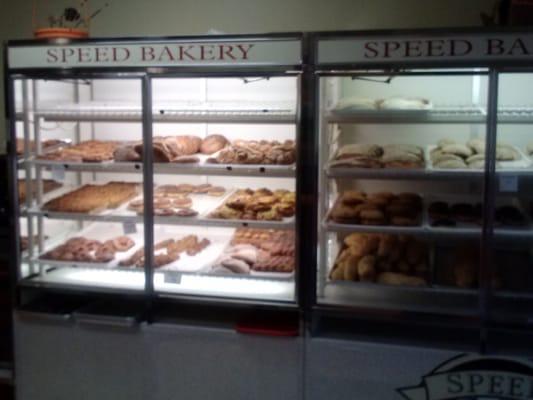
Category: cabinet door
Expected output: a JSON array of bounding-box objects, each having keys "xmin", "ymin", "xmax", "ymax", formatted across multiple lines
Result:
[
  {"xmin": 144, "ymin": 323, "xmax": 302, "ymax": 400},
  {"xmin": 15, "ymin": 313, "xmax": 84, "ymax": 400},
  {"xmin": 305, "ymin": 337, "xmax": 459, "ymax": 400},
  {"xmin": 15, "ymin": 312, "xmax": 147, "ymax": 400},
  {"xmin": 487, "ymin": 71, "xmax": 533, "ymax": 331}
]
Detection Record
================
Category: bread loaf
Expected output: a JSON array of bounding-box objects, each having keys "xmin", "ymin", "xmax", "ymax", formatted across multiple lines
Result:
[{"xmin": 201, "ymin": 134, "xmax": 229, "ymax": 154}]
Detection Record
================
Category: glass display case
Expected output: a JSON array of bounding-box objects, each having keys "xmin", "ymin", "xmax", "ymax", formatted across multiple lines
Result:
[
  {"xmin": 6, "ymin": 34, "xmax": 304, "ymax": 305},
  {"xmin": 312, "ymin": 30, "xmax": 533, "ymax": 327},
  {"xmin": 488, "ymin": 70, "xmax": 533, "ymax": 327}
]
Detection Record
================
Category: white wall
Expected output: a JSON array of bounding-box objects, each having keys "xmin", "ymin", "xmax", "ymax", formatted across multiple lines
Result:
[{"xmin": 0, "ymin": 0, "xmax": 495, "ymax": 153}]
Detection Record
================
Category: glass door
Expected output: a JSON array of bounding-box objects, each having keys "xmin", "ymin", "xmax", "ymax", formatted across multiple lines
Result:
[
  {"xmin": 148, "ymin": 75, "xmax": 299, "ymax": 303},
  {"xmin": 13, "ymin": 77, "xmax": 147, "ymax": 293},
  {"xmin": 487, "ymin": 70, "xmax": 533, "ymax": 326},
  {"xmin": 316, "ymin": 69, "xmax": 490, "ymax": 317}
]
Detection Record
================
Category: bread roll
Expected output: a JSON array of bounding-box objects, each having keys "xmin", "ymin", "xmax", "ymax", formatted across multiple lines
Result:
[
  {"xmin": 201, "ymin": 134, "xmax": 229, "ymax": 154},
  {"xmin": 441, "ymin": 144, "xmax": 473, "ymax": 158},
  {"xmin": 357, "ymin": 255, "xmax": 376, "ymax": 282}
]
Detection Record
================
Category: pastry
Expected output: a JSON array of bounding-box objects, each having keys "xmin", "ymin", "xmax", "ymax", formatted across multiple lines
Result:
[
  {"xmin": 434, "ymin": 159, "xmax": 467, "ymax": 169},
  {"xmin": 336, "ymin": 144, "xmax": 382, "ymax": 159},
  {"xmin": 174, "ymin": 208, "xmax": 199, "ymax": 217},
  {"xmin": 44, "ymin": 182, "xmax": 140, "ymax": 213},
  {"xmin": 342, "ymin": 190, "xmax": 366, "ymax": 206},
  {"xmin": 207, "ymin": 186, "xmax": 226, "ymax": 196},
  {"xmin": 467, "ymin": 138, "xmax": 485, "ymax": 154},
  {"xmin": 113, "ymin": 144, "xmax": 142, "ymax": 162},
  {"xmin": 496, "ymin": 146, "xmax": 519, "ymax": 161},
  {"xmin": 437, "ymin": 138, "xmax": 457, "ymax": 148},
  {"xmin": 330, "ymin": 156, "xmax": 383, "ymax": 168},
  {"xmin": 39, "ymin": 140, "xmax": 119, "ymax": 163},
  {"xmin": 377, "ymin": 272, "xmax": 427, "ymax": 286},
  {"xmin": 112, "ymin": 236, "xmax": 135, "ymax": 252},
  {"xmin": 441, "ymin": 144, "xmax": 473, "ymax": 158},
  {"xmin": 357, "ymin": 255, "xmax": 377, "ymax": 282},
  {"xmin": 172, "ymin": 197, "xmax": 193, "ymax": 208},
  {"xmin": 18, "ymin": 179, "xmax": 62, "ymax": 204},
  {"xmin": 200, "ymin": 134, "xmax": 229, "ymax": 154}
]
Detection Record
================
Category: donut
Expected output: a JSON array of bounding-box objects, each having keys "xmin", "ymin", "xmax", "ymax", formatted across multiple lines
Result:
[
  {"xmin": 94, "ymin": 244, "xmax": 115, "ymax": 262},
  {"xmin": 85, "ymin": 240, "xmax": 102, "ymax": 252},
  {"xmin": 154, "ymin": 208, "xmax": 175, "ymax": 216},
  {"xmin": 174, "ymin": 208, "xmax": 198, "ymax": 217},
  {"xmin": 172, "ymin": 197, "xmax": 192, "ymax": 208},
  {"xmin": 207, "ymin": 186, "xmax": 226, "ymax": 197},
  {"xmin": 73, "ymin": 250, "xmax": 93, "ymax": 262},
  {"xmin": 175, "ymin": 184, "xmax": 195, "ymax": 194},
  {"xmin": 153, "ymin": 198, "xmax": 172, "ymax": 208},
  {"xmin": 193, "ymin": 183, "xmax": 212, "ymax": 194},
  {"xmin": 112, "ymin": 236, "xmax": 135, "ymax": 252},
  {"xmin": 128, "ymin": 199, "xmax": 144, "ymax": 212}
]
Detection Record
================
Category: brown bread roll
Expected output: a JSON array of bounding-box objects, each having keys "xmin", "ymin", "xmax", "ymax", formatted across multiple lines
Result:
[{"xmin": 201, "ymin": 134, "xmax": 229, "ymax": 154}]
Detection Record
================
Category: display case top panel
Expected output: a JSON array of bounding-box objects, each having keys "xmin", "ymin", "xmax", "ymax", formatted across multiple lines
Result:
[
  {"xmin": 7, "ymin": 35, "xmax": 302, "ymax": 70},
  {"xmin": 316, "ymin": 30, "xmax": 533, "ymax": 68}
]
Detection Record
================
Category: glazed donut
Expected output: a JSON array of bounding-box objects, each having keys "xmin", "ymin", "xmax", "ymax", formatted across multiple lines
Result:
[
  {"xmin": 153, "ymin": 198, "xmax": 172, "ymax": 208},
  {"xmin": 85, "ymin": 240, "xmax": 102, "ymax": 252},
  {"xmin": 73, "ymin": 250, "xmax": 93, "ymax": 262},
  {"xmin": 193, "ymin": 183, "xmax": 212, "ymax": 194},
  {"xmin": 172, "ymin": 197, "xmax": 193, "ymax": 208},
  {"xmin": 174, "ymin": 208, "xmax": 198, "ymax": 217},
  {"xmin": 207, "ymin": 186, "xmax": 226, "ymax": 197},
  {"xmin": 175, "ymin": 184, "xmax": 195, "ymax": 194},
  {"xmin": 112, "ymin": 236, "xmax": 135, "ymax": 252},
  {"xmin": 154, "ymin": 208, "xmax": 175, "ymax": 216},
  {"xmin": 94, "ymin": 244, "xmax": 116, "ymax": 262}
]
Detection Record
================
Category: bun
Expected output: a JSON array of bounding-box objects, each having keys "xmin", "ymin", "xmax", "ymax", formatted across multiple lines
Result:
[{"xmin": 201, "ymin": 134, "xmax": 228, "ymax": 154}]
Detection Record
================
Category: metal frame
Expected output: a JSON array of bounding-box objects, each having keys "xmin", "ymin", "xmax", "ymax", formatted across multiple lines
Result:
[{"xmin": 5, "ymin": 33, "xmax": 306, "ymax": 313}]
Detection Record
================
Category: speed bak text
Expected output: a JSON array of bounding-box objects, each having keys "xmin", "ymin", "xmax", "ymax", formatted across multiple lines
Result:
[{"xmin": 45, "ymin": 43, "xmax": 255, "ymax": 64}]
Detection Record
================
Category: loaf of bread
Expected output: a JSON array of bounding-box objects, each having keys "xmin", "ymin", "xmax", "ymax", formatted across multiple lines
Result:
[{"xmin": 200, "ymin": 134, "xmax": 229, "ymax": 154}]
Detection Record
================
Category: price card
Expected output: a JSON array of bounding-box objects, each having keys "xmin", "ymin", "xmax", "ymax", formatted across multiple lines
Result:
[
  {"xmin": 51, "ymin": 165, "xmax": 65, "ymax": 181},
  {"xmin": 122, "ymin": 221, "xmax": 137, "ymax": 235},
  {"xmin": 499, "ymin": 175, "xmax": 518, "ymax": 192},
  {"xmin": 164, "ymin": 272, "xmax": 182, "ymax": 284}
]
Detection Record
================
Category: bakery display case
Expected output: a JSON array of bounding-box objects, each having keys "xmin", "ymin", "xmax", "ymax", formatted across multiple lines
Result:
[
  {"xmin": 6, "ymin": 34, "xmax": 304, "ymax": 304},
  {"xmin": 312, "ymin": 30, "xmax": 533, "ymax": 323},
  {"xmin": 11, "ymin": 77, "xmax": 147, "ymax": 293}
]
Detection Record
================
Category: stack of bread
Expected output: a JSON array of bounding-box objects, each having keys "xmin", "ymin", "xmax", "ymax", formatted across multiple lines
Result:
[
  {"xmin": 330, "ymin": 191, "xmax": 422, "ymax": 226},
  {"xmin": 329, "ymin": 233, "xmax": 428, "ymax": 286},
  {"xmin": 431, "ymin": 138, "xmax": 520, "ymax": 169},
  {"xmin": 330, "ymin": 143, "xmax": 424, "ymax": 169}
]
